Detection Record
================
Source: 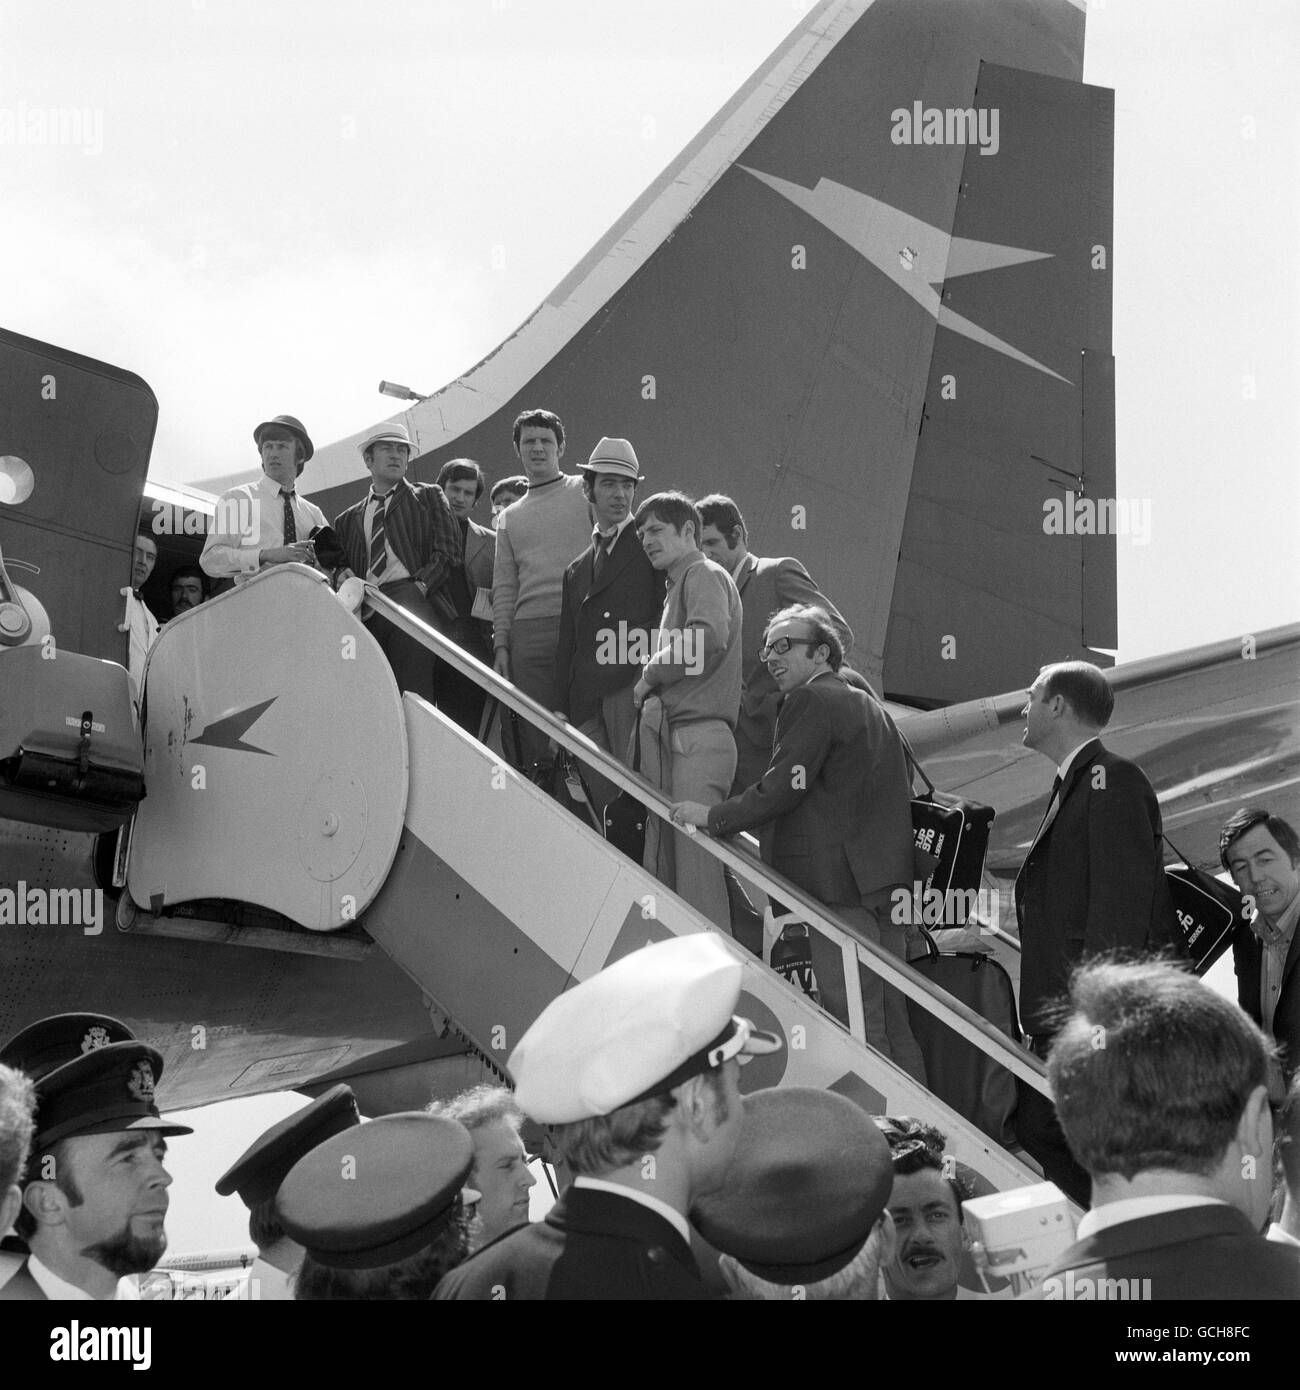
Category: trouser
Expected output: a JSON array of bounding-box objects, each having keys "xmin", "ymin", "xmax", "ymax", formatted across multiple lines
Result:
[
  {"xmin": 506, "ymin": 617, "xmax": 560, "ymax": 769},
  {"xmin": 640, "ymin": 702, "xmax": 736, "ymax": 932},
  {"xmin": 367, "ymin": 579, "xmax": 443, "ymax": 704},
  {"xmin": 435, "ymin": 620, "xmax": 492, "ymax": 735},
  {"xmin": 575, "ymin": 684, "xmax": 639, "ymax": 816},
  {"xmin": 808, "ymin": 887, "xmax": 928, "ymax": 1084},
  {"xmin": 1014, "ymin": 1035, "xmax": 1092, "ymax": 1207}
]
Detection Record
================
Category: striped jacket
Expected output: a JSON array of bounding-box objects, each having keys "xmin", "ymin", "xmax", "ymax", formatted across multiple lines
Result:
[{"xmin": 332, "ymin": 478, "xmax": 463, "ymax": 597}]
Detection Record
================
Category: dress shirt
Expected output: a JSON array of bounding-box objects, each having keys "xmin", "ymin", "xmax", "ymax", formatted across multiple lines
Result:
[
  {"xmin": 1074, "ymin": 1194, "xmax": 1226, "ymax": 1240},
  {"xmin": 365, "ymin": 489, "xmax": 411, "ymax": 584},
  {"xmin": 1055, "ymin": 740, "xmax": 1095, "ymax": 787},
  {"xmin": 28, "ymin": 1254, "xmax": 140, "ymax": 1301},
  {"xmin": 124, "ymin": 590, "xmax": 159, "ymax": 695},
  {"xmin": 200, "ymin": 472, "xmax": 328, "ymax": 582},
  {"xmin": 1252, "ymin": 889, "xmax": 1300, "ymax": 1037},
  {"xmin": 570, "ymin": 1175, "xmax": 691, "ymax": 1245}
]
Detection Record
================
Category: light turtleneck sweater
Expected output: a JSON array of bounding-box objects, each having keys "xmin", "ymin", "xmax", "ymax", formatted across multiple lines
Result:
[{"xmin": 491, "ymin": 473, "xmax": 593, "ymax": 648}]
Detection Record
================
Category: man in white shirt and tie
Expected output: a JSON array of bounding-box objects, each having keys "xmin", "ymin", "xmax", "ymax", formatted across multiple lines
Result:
[
  {"xmin": 200, "ymin": 414, "xmax": 325, "ymax": 586},
  {"xmin": 124, "ymin": 528, "xmax": 160, "ymax": 698}
]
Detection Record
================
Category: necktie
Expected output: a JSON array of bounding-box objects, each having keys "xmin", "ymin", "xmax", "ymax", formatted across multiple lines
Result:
[
  {"xmin": 1049, "ymin": 773, "xmax": 1063, "ymax": 807},
  {"xmin": 369, "ymin": 495, "xmax": 388, "ymax": 581},
  {"xmin": 281, "ymin": 491, "xmax": 297, "ymax": 545},
  {"xmin": 592, "ymin": 531, "xmax": 612, "ymax": 582}
]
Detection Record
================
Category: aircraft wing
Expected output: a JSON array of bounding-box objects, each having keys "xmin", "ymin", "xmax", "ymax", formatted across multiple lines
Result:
[{"xmin": 897, "ymin": 623, "xmax": 1300, "ymax": 896}]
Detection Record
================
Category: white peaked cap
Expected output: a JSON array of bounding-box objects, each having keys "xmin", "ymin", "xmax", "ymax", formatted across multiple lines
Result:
[{"xmin": 510, "ymin": 933, "xmax": 781, "ymax": 1124}]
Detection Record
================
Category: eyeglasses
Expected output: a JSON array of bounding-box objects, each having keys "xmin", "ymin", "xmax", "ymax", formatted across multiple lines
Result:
[{"xmin": 758, "ymin": 634, "xmax": 817, "ymax": 661}]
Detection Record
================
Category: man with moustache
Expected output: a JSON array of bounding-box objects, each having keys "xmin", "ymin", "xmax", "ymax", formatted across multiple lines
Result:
[
  {"xmin": 332, "ymin": 423, "xmax": 463, "ymax": 704},
  {"xmin": 0, "ymin": 1015, "xmax": 192, "ymax": 1301},
  {"xmin": 167, "ymin": 565, "xmax": 206, "ymax": 617},
  {"xmin": 201, "ymin": 414, "xmax": 326, "ymax": 584}
]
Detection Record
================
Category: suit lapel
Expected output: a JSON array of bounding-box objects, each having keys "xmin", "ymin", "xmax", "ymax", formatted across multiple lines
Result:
[
  {"xmin": 586, "ymin": 527, "xmax": 636, "ymax": 601},
  {"xmin": 734, "ymin": 552, "xmax": 757, "ymax": 598},
  {"xmin": 1027, "ymin": 740, "xmax": 1101, "ymax": 857}
]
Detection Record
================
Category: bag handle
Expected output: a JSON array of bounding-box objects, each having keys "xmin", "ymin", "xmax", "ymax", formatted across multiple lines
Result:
[{"xmin": 853, "ymin": 675, "xmax": 935, "ymax": 795}]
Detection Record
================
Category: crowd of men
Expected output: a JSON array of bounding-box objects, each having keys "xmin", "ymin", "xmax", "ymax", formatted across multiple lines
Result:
[
  {"xmin": 2, "ymin": 934, "xmax": 1300, "ymax": 1300},
  {"xmin": 65, "ymin": 400, "xmax": 1300, "ymax": 1299}
]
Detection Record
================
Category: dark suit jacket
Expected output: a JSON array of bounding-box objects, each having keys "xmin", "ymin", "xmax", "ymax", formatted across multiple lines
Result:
[
  {"xmin": 332, "ymin": 477, "xmax": 463, "ymax": 599},
  {"xmin": 1233, "ymin": 914, "xmax": 1300, "ymax": 1080},
  {"xmin": 1015, "ymin": 739, "xmax": 1178, "ymax": 1035},
  {"xmin": 709, "ymin": 671, "xmax": 914, "ymax": 902},
  {"xmin": 731, "ymin": 554, "xmax": 851, "ymax": 790},
  {"xmin": 432, "ymin": 1187, "xmax": 707, "ymax": 1301},
  {"xmin": 1034, "ymin": 1204, "xmax": 1300, "ymax": 1300},
  {"xmin": 553, "ymin": 525, "xmax": 665, "ymax": 723},
  {"xmin": 463, "ymin": 519, "xmax": 496, "ymax": 596},
  {"xmin": 0, "ymin": 1259, "xmax": 47, "ymax": 1300}
]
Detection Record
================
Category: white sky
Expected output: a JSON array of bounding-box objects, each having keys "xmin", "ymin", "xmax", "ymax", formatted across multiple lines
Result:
[{"xmin": 3, "ymin": 0, "xmax": 1298, "ymax": 1253}]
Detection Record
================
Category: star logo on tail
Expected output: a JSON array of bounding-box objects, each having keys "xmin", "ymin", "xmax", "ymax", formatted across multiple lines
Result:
[
  {"xmin": 190, "ymin": 697, "xmax": 277, "ymax": 756},
  {"xmin": 739, "ymin": 166, "xmax": 1071, "ymax": 385}
]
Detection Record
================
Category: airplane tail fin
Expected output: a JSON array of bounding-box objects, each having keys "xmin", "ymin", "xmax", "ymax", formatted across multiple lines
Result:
[{"xmin": 305, "ymin": 0, "xmax": 1114, "ymax": 704}]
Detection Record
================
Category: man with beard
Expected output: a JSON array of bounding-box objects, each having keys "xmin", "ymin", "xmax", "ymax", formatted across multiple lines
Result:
[
  {"xmin": 0, "ymin": 1017, "xmax": 192, "ymax": 1300},
  {"xmin": 168, "ymin": 564, "xmax": 207, "ymax": 616}
]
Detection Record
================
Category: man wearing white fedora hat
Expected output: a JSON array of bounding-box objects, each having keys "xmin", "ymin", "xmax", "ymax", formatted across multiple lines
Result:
[
  {"xmin": 553, "ymin": 437, "xmax": 665, "ymax": 805},
  {"xmin": 332, "ymin": 422, "xmax": 462, "ymax": 704}
]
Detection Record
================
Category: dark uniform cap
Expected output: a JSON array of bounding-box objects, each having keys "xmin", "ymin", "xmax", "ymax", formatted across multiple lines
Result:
[
  {"xmin": 253, "ymin": 414, "xmax": 314, "ymax": 461},
  {"xmin": 692, "ymin": 1087, "xmax": 894, "ymax": 1284},
  {"xmin": 32, "ymin": 1042, "xmax": 193, "ymax": 1149},
  {"xmin": 276, "ymin": 1112, "xmax": 474, "ymax": 1271},
  {"xmin": 0, "ymin": 1013, "xmax": 136, "ymax": 1082},
  {"xmin": 214, "ymin": 1084, "xmax": 360, "ymax": 1207}
]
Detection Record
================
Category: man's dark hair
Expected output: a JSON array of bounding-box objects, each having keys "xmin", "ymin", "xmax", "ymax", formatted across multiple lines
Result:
[
  {"xmin": 512, "ymin": 410, "xmax": 565, "ymax": 451},
  {"xmin": 0, "ymin": 1063, "xmax": 36, "ymax": 1195},
  {"xmin": 135, "ymin": 523, "xmax": 158, "ymax": 545},
  {"xmin": 634, "ymin": 491, "xmax": 701, "ymax": 544},
  {"xmin": 168, "ymin": 564, "xmax": 206, "ymax": 593},
  {"xmin": 248, "ymin": 1197, "xmax": 283, "ymax": 1252},
  {"xmin": 697, "ymin": 494, "xmax": 747, "ymax": 547},
  {"xmin": 581, "ymin": 471, "xmax": 639, "ymax": 506},
  {"xmin": 14, "ymin": 1137, "xmax": 83, "ymax": 1240},
  {"xmin": 293, "ymin": 1207, "xmax": 472, "ymax": 1300},
  {"xmin": 437, "ymin": 458, "xmax": 485, "ymax": 503},
  {"xmin": 490, "ymin": 476, "xmax": 528, "ymax": 506},
  {"xmin": 1048, "ymin": 959, "xmax": 1272, "ymax": 1181},
  {"xmin": 875, "ymin": 1114, "xmax": 972, "ymax": 1214},
  {"xmin": 1039, "ymin": 661, "xmax": 1114, "ymax": 728},
  {"xmin": 765, "ymin": 603, "xmax": 844, "ymax": 672},
  {"xmin": 1219, "ymin": 807, "xmax": 1300, "ymax": 874}
]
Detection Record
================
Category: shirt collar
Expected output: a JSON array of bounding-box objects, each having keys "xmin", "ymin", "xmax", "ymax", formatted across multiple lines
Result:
[
  {"xmin": 369, "ymin": 478, "xmax": 406, "ymax": 507},
  {"xmin": 1075, "ymin": 1194, "xmax": 1227, "ymax": 1240},
  {"xmin": 571, "ymin": 1175, "xmax": 690, "ymax": 1244},
  {"xmin": 1251, "ymin": 883, "xmax": 1300, "ymax": 943},
  {"xmin": 27, "ymin": 1253, "xmax": 137, "ymax": 1301},
  {"xmin": 594, "ymin": 514, "xmax": 634, "ymax": 544},
  {"xmin": 1056, "ymin": 738, "xmax": 1097, "ymax": 784},
  {"xmin": 665, "ymin": 550, "xmax": 704, "ymax": 586}
]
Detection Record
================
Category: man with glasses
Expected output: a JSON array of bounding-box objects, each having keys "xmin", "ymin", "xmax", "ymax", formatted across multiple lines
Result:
[{"xmin": 672, "ymin": 604, "xmax": 924, "ymax": 1080}]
